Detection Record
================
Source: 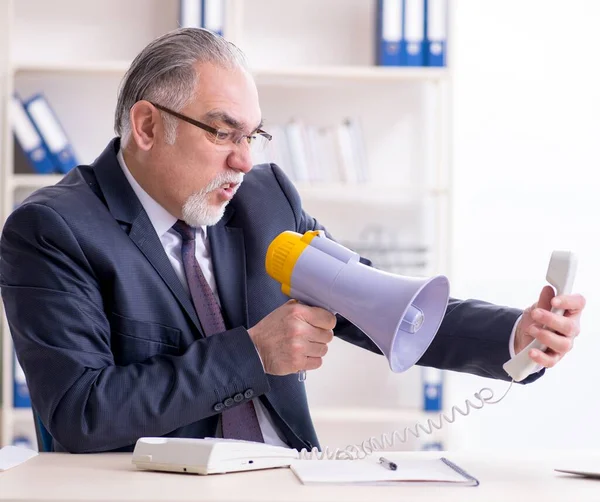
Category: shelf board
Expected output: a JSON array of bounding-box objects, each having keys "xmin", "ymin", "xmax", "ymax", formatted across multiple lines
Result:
[
  {"xmin": 3, "ymin": 407, "xmax": 32, "ymax": 424},
  {"xmin": 253, "ymin": 66, "xmax": 449, "ymax": 85},
  {"xmin": 13, "ymin": 60, "xmax": 131, "ymax": 75},
  {"xmin": 310, "ymin": 406, "xmax": 433, "ymax": 424},
  {"xmin": 295, "ymin": 182, "xmax": 448, "ymax": 203},
  {"xmin": 9, "ymin": 174, "xmax": 64, "ymax": 190},
  {"xmin": 12, "ymin": 61, "xmax": 449, "ymax": 84},
  {"xmin": 7, "ymin": 175, "xmax": 446, "ymax": 203}
]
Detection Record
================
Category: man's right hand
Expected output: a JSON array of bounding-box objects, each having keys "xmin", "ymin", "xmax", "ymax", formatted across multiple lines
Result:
[{"xmin": 247, "ymin": 300, "xmax": 336, "ymax": 376}]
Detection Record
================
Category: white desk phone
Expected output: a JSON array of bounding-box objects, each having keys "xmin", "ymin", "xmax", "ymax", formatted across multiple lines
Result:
[{"xmin": 133, "ymin": 246, "xmax": 578, "ymax": 475}]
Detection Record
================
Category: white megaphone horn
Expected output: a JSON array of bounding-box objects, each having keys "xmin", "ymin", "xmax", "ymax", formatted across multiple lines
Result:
[{"xmin": 265, "ymin": 230, "xmax": 450, "ymax": 373}]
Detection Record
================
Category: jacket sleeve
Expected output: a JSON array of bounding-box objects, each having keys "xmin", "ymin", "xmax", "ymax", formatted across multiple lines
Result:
[
  {"xmin": 270, "ymin": 163, "xmax": 544, "ymax": 385},
  {"xmin": 0, "ymin": 202, "xmax": 270, "ymax": 453}
]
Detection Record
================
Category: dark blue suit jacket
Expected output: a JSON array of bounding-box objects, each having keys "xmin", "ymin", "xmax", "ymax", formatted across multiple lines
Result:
[{"xmin": 0, "ymin": 138, "xmax": 541, "ymax": 453}]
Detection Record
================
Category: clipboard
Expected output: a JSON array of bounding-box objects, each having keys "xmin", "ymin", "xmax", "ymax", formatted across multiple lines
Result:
[{"xmin": 290, "ymin": 456, "xmax": 479, "ymax": 486}]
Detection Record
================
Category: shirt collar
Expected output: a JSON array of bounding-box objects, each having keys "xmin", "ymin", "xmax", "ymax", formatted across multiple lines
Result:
[{"xmin": 117, "ymin": 148, "xmax": 206, "ymax": 239}]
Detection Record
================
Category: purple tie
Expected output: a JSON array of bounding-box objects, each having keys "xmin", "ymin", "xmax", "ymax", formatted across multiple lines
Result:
[{"xmin": 172, "ymin": 220, "xmax": 264, "ymax": 443}]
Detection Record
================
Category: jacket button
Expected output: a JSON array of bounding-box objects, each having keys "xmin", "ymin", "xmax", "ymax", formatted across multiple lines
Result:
[
  {"xmin": 234, "ymin": 393, "xmax": 244, "ymax": 403},
  {"xmin": 244, "ymin": 389, "xmax": 254, "ymax": 399},
  {"xmin": 224, "ymin": 397, "xmax": 234, "ymax": 407},
  {"xmin": 213, "ymin": 402, "xmax": 225, "ymax": 412}
]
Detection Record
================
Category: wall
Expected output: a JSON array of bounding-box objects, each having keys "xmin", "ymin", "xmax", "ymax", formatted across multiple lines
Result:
[{"xmin": 448, "ymin": 0, "xmax": 600, "ymax": 450}]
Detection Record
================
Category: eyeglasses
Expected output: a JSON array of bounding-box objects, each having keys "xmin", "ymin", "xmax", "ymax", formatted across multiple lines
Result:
[{"xmin": 150, "ymin": 102, "xmax": 272, "ymax": 152}]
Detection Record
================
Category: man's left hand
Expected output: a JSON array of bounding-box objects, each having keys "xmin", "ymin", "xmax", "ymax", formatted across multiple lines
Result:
[{"xmin": 515, "ymin": 285, "xmax": 586, "ymax": 368}]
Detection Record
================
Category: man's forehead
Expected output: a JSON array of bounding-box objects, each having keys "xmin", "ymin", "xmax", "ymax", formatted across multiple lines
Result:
[
  {"xmin": 194, "ymin": 62, "xmax": 254, "ymax": 95},
  {"xmin": 192, "ymin": 63, "xmax": 261, "ymax": 129}
]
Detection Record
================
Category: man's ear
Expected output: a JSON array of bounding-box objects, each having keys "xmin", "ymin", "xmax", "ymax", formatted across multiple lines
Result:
[{"xmin": 129, "ymin": 101, "xmax": 158, "ymax": 151}]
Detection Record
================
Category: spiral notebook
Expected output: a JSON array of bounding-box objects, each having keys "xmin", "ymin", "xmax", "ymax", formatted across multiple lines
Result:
[{"xmin": 290, "ymin": 457, "xmax": 479, "ymax": 486}]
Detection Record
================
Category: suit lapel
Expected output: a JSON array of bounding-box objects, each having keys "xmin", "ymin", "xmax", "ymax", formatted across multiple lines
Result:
[
  {"xmin": 128, "ymin": 212, "xmax": 203, "ymax": 335},
  {"xmin": 208, "ymin": 209, "xmax": 249, "ymax": 329},
  {"xmin": 92, "ymin": 139, "xmax": 202, "ymax": 335}
]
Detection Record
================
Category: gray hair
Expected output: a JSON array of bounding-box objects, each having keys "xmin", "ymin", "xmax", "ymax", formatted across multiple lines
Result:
[{"xmin": 114, "ymin": 27, "xmax": 247, "ymax": 144}]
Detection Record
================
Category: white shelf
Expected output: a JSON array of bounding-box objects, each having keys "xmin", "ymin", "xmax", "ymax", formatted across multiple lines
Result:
[
  {"xmin": 1, "ymin": 0, "xmax": 453, "ymax": 449},
  {"xmin": 7, "ymin": 176, "xmax": 447, "ymax": 202},
  {"xmin": 3, "ymin": 407, "xmax": 32, "ymax": 424},
  {"xmin": 253, "ymin": 66, "xmax": 449, "ymax": 86},
  {"xmin": 295, "ymin": 183, "xmax": 448, "ymax": 204},
  {"xmin": 12, "ymin": 60, "xmax": 131, "ymax": 75},
  {"xmin": 9, "ymin": 174, "xmax": 64, "ymax": 190},
  {"xmin": 13, "ymin": 61, "xmax": 449, "ymax": 84},
  {"xmin": 310, "ymin": 407, "xmax": 432, "ymax": 424}
]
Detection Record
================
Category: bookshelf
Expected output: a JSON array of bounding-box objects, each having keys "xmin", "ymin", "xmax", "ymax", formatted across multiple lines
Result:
[{"xmin": 0, "ymin": 0, "xmax": 453, "ymax": 452}]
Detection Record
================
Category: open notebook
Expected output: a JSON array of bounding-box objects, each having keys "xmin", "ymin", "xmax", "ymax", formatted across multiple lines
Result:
[{"xmin": 290, "ymin": 457, "xmax": 479, "ymax": 486}]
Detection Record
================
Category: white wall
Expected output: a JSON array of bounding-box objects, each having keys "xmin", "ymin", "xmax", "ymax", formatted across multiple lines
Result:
[{"xmin": 448, "ymin": 0, "xmax": 600, "ymax": 450}]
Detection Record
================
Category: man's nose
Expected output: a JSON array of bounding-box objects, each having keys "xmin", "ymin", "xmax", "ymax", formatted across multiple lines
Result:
[{"xmin": 227, "ymin": 141, "xmax": 254, "ymax": 174}]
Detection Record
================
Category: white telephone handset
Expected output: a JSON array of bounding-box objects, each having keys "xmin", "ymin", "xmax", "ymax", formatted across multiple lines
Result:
[
  {"xmin": 133, "ymin": 251, "xmax": 578, "ymax": 474},
  {"xmin": 502, "ymin": 251, "xmax": 578, "ymax": 382}
]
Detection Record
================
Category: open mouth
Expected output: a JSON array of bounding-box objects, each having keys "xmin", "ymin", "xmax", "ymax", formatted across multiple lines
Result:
[{"xmin": 218, "ymin": 182, "xmax": 238, "ymax": 198}]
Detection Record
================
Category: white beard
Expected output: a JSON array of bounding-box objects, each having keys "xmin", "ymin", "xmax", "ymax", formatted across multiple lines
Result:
[{"xmin": 181, "ymin": 171, "xmax": 244, "ymax": 227}]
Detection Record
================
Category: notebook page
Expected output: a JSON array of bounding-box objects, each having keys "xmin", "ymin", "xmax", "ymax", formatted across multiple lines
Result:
[
  {"xmin": 0, "ymin": 446, "xmax": 38, "ymax": 472},
  {"xmin": 290, "ymin": 457, "xmax": 476, "ymax": 485}
]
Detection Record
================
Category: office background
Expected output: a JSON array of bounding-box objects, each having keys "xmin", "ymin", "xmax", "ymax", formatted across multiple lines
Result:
[
  {"xmin": 0, "ymin": 0, "xmax": 598, "ymax": 453},
  {"xmin": 449, "ymin": 0, "xmax": 599, "ymax": 451}
]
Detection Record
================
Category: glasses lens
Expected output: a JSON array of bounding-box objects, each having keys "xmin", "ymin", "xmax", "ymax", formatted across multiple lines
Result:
[
  {"xmin": 212, "ymin": 129, "xmax": 232, "ymax": 146},
  {"xmin": 249, "ymin": 133, "xmax": 270, "ymax": 153}
]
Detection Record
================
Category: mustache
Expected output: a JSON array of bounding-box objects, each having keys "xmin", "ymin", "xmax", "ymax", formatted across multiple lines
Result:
[{"xmin": 202, "ymin": 172, "xmax": 245, "ymax": 194}]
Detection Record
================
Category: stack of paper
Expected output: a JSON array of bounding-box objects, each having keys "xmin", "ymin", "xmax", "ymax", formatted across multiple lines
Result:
[{"xmin": 0, "ymin": 446, "xmax": 38, "ymax": 472}]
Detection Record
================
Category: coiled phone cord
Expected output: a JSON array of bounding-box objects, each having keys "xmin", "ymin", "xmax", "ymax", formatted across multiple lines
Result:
[{"xmin": 298, "ymin": 380, "xmax": 514, "ymax": 460}]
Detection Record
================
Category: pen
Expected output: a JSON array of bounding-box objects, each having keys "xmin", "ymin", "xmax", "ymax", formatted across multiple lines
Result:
[{"xmin": 379, "ymin": 456, "xmax": 397, "ymax": 471}]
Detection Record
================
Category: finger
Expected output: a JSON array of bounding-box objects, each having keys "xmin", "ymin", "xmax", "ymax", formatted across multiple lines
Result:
[
  {"xmin": 307, "ymin": 328, "xmax": 334, "ymax": 344},
  {"xmin": 529, "ymin": 347, "xmax": 562, "ymax": 368},
  {"xmin": 305, "ymin": 341, "xmax": 329, "ymax": 358},
  {"xmin": 302, "ymin": 306, "xmax": 337, "ymax": 330},
  {"xmin": 529, "ymin": 326, "xmax": 574, "ymax": 354},
  {"xmin": 531, "ymin": 308, "xmax": 578, "ymax": 337},
  {"xmin": 536, "ymin": 285, "xmax": 555, "ymax": 311},
  {"xmin": 304, "ymin": 356, "xmax": 323, "ymax": 371},
  {"xmin": 552, "ymin": 293, "xmax": 586, "ymax": 313}
]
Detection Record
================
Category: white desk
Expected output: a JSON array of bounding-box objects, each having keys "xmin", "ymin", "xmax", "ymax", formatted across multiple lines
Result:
[{"xmin": 1, "ymin": 450, "xmax": 599, "ymax": 502}]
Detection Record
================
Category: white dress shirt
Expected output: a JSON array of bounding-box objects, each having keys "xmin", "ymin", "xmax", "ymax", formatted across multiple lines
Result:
[{"xmin": 117, "ymin": 149, "xmax": 289, "ymax": 447}]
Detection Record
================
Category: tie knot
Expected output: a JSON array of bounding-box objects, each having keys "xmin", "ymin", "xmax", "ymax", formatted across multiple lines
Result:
[{"xmin": 172, "ymin": 220, "xmax": 196, "ymax": 242}]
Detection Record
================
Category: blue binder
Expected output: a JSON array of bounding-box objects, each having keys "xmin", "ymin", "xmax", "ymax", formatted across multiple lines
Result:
[
  {"xmin": 425, "ymin": 0, "xmax": 447, "ymax": 66},
  {"xmin": 376, "ymin": 0, "xmax": 404, "ymax": 66},
  {"xmin": 179, "ymin": 0, "xmax": 224, "ymax": 35},
  {"xmin": 13, "ymin": 352, "xmax": 31, "ymax": 408},
  {"xmin": 203, "ymin": 0, "xmax": 224, "ymax": 35},
  {"xmin": 403, "ymin": 0, "xmax": 426, "ymax": 66},
  {"xmin": 422, "ymin": 367, "xmax": 443, "ymax": 411},
  {"xmin": 12, "ymin": 435, "xmax": 35, "ymax": 450},
  {"xmin": 24, "ymin": 93, "xmax": 78, "ymax": 174},
  {"xmin": 179, "ymin": 0, "xmax": 202, "ymax": 27},
  {"xmin": 10, "ymin": 94, "xmax": 56, "ymax": 174},
  {"xmin": 421, "ymin": 440, "xmax": 444, "ymax": 451}
]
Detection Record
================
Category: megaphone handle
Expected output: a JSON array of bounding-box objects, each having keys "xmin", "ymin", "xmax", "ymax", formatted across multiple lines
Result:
[{"xmin": 287, "ymin": 291, "xmax": 336, "ymax": 383}]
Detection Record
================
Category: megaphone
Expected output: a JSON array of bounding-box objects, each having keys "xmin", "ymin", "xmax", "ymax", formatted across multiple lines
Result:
[{"xmin": 265, "ymin": 230, "xmax": 450, "ymax": 373}]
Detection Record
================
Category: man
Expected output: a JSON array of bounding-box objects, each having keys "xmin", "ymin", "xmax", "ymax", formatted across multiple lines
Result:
[{"xmin": 0, "ymin": 28, "xmax": 585, "ymax": 453}]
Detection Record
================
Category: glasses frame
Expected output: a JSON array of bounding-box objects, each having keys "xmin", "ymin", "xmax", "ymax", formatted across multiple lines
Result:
[{"xmin": 149, "ymin": 102, "xmax": 272, "ymax": 147}]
